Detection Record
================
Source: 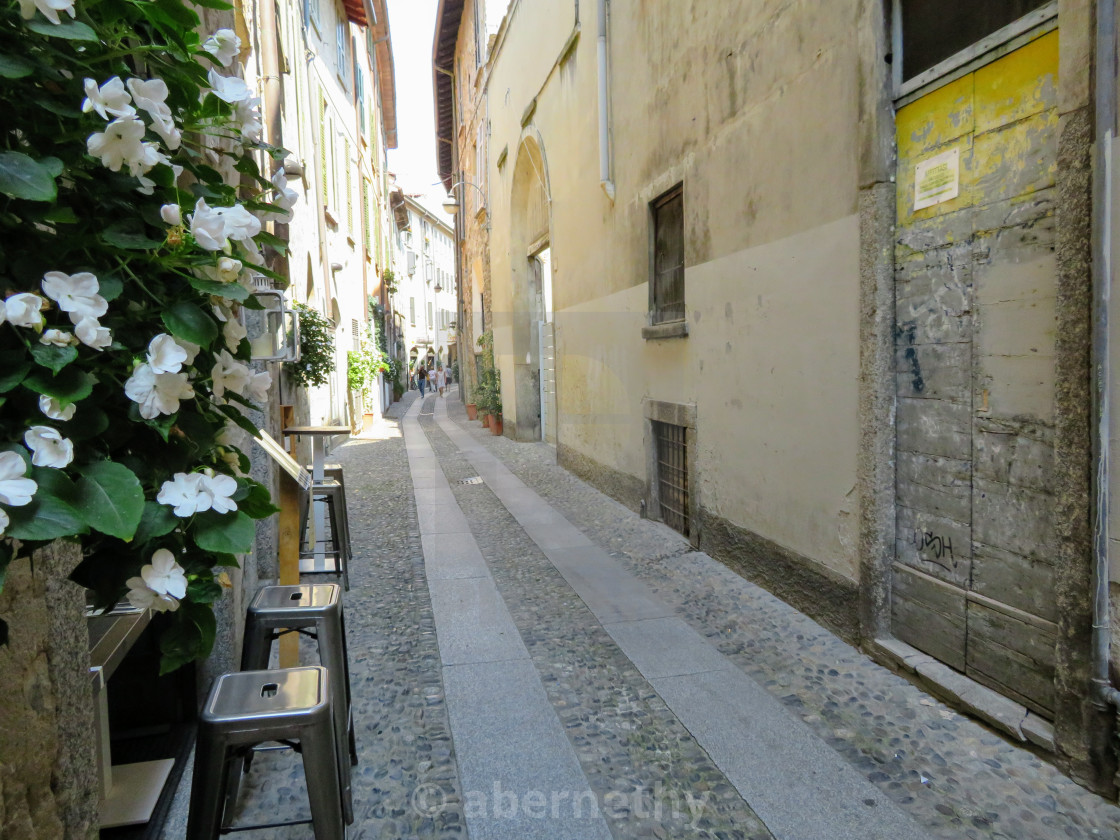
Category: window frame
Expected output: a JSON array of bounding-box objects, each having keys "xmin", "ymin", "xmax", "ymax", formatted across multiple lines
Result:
[
  {"xmin": 647, "ymin": 183, "xmax": 686, "ymax": 331},
  {"xmin": 892, "ymin": 0, "xmax": 1057, "ymax": 102}
]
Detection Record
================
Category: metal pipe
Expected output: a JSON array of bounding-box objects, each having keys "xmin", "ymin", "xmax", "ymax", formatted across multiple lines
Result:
[
  {"xmin": 596, "ymin": 0, "xmax": 615, "ymax": 200},
  {"xmin": 1091, "ymin": 0, "xmax": 1120, "ymax": 711}
]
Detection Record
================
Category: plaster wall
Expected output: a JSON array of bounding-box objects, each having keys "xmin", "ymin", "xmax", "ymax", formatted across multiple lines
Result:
[{"xmin": 486, "ymin": 0, "xmax": 863, "ymax": 579}]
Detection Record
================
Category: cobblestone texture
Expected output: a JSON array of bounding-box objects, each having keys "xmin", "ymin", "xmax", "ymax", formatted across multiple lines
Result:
[
  {"xmin": 190, "ymin": 387, "xmax": 1120, "ymax": 839},
  {"xmin": 437, "ymin": 393, "xmax": 1120, "ymax": 840},
  {"xmin": 219, "ymin": 391, "xmax": 467, "ymax": 839}
]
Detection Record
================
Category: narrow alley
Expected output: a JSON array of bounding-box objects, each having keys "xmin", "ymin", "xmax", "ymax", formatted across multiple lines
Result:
[{"xmin": 165, "ymin": 389, "xmax": 1120, "ymax": 840}]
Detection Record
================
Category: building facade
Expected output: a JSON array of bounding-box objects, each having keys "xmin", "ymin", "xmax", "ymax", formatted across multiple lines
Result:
[{"xmin": 436, "ymin": 0, "xmax": 1120, "ymax": 795}]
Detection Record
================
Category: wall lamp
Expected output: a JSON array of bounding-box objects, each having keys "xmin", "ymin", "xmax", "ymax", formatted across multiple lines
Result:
[{"xmin": 441, "ymin": 179, "xmax": 486, "ymax": 215}]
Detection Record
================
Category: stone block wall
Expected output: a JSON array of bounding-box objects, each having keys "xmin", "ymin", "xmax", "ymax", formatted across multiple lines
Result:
[{"xmin": 0, "ymin": 542, "xmax": 98, "ymax": 840}]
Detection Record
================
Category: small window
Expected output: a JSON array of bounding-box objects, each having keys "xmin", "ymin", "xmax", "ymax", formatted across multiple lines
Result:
[
  {"xmin": 304, "ymin": 0, "xmax": 320, "ymax": 30},
  {"xmin": 351, "ymin": 319, "xmax": 360, "ymax": 351},
  {"xmin": 427, "ymin": 301, "xmax": 433, "ymax": 327},
  {"xmin": 336, "ymin": 18, "xmax": 349, "ymax": 86},
  {"xmin": 653, "ymin": 420, "xmax": 689, "ymax": 537},
  {"xmin": 409, "ymin": 297, "xmax": 416, "ymax": 326},
  {"xmin": 650, "ymin": 184, "xmax": 684, "ymax": 325},
  {"xmin": 897, "ymin": 0, "xmax": 1052, "ymax": 84}
]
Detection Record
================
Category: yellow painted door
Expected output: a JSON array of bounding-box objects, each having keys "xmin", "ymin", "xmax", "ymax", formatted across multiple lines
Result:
[{"xmin": 892, "ymin": 32, "xmax": 1059, "ymax": 716}]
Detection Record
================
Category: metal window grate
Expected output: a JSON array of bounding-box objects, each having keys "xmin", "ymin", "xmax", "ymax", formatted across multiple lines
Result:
[{"xmin": 654, "ymin": 420, "xmax": 689, "ymax": 537}]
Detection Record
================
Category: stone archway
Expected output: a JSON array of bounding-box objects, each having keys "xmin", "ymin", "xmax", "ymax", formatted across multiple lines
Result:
[{"xmin": 508, "ymin": 134, "xmax": 551, "ymax": 441}]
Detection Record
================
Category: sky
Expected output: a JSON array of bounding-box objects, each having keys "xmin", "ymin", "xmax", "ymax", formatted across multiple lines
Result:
[{"xmin": 385, "ymin": 0, "xmax": 445, "ymax": 210}]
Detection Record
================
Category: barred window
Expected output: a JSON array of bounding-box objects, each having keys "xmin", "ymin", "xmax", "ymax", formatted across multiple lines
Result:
[{"xmin": 650, "ymin": 185, "xmax": 684, "ymax": 325}]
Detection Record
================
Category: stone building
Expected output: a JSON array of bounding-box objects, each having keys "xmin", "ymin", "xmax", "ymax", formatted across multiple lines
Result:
[
  {"xmin": 435, "ymin": 0, "xmax": 1120, "ymax": 795},
  {"xmin": 434, "ymin": 0, "xmax": 507, "ymax": 404}
]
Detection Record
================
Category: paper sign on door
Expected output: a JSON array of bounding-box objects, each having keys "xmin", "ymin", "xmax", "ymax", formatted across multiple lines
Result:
[{"xmin": 914, "ymin": 148, "xmax": 960, "ymax": 210}]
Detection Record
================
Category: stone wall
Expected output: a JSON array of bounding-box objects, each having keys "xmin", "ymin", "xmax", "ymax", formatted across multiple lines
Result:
[{"xmin": 0, "ymin": 541, "xmax": 98, "ymax": 840}]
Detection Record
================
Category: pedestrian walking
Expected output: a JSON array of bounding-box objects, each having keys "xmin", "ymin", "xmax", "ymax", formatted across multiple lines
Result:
[
  {"xmin": 436, "ymin": 365, "xmax": 446, "ymax": 397},
  {"xmin": 417, "ymin": 363, "xmax": 427, "ymax": 397},
  {"xmin": 427, "ymin": 365, "xmax": 437, "ymax": 397}
]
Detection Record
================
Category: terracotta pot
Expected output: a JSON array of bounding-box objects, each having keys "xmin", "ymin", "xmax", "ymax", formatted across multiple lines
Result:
[
  {"xmin": 489, "ymin": 413, "xmax": 503, "ymax": 435},
  {"xmin": 481, "ymin": 413, "xmax": 490, "ymax": 427},
  {"xmin": 466, "ymin": 403, "xmax": 478, "ymax": 421}
]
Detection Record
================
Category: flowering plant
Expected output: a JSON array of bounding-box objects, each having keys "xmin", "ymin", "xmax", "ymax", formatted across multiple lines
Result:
[{"xmin": 0, "ymin": 0, "xmax": 293, "ymax": 671}]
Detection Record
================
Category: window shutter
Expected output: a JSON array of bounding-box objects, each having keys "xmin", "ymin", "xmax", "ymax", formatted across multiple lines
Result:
[{"xmin": 318, "ymin": 95, "xmax": 329, "ymax": 206}]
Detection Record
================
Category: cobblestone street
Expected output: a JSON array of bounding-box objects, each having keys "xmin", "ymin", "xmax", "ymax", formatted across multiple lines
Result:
[{"xmin": 186, "ymin": 388, "xmax": 1120, "ymax": 840}]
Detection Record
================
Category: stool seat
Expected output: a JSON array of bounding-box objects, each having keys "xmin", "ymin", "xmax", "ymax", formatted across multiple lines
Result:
[
  {"xmin": 300, "ymin": 478, "xmax": 352, "ymax": 590},
  {"xmin": 187, "ymin": 666, "xmax": 346, "ymax": 839}
]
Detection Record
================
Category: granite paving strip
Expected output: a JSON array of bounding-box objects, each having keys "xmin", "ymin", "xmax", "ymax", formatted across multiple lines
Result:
[
  {"xmin": 403, "ymin": 397, "xmax": 613, "ymax": 840},
  {"xmin": 420, "ymin": 402, "xmax": 774, "ymax": 840},
  {"xmin": 439, "ymin": 392, "xmax": 1120, "ymax": 840},
  {"xmin": 432, "ymin": 399, "xmax": 935, "ymax": 840}
]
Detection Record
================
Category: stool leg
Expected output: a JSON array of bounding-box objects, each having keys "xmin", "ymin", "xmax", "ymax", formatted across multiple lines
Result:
[
  {"xmin": 186, "ymin": 727, "xmax": 230, "ymax": 840},
  {"xmin": 240, "ymin": 615, "xmax": 271, "ymax": 672},
  {"xmin": 339, "ymin": 609, "xmax": 357, "ymax": 766},
  {"xmin": 301, "ymin": 713, "xmax": 348, "ymax": 835},
  {"xmin": 319, "ymin": 613, "xmax": 356, "ymax": 813}
]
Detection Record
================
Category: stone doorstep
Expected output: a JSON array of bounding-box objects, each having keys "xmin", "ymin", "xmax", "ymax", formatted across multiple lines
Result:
[{"xmin": 871, "ymin": 637, "xmax": 1056, "ymax": 750}]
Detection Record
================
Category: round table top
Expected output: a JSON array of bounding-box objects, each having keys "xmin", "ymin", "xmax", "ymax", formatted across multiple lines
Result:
[{"xmin": 282, "ymin": 425, "xmax": 352, "ymax": 436}]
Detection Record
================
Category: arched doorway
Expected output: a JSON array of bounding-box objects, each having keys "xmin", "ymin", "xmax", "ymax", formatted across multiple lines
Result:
[{"xmin": 508, "ymin": 134, "xmax": 553, "ymax": 442}]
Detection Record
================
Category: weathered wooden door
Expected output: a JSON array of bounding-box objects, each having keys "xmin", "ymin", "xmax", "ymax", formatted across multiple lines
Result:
[{"xmin": 892, "ymin": 32, "xmax": 1059, "ymax": 716}]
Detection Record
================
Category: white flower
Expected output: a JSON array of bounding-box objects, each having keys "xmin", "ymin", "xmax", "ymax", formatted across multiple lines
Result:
[
  {"xmin": 246, "ymin": 370, "xmax": 272, "ymax": 404},
  {"xmin": 127, "ymin": 142, "xmax": 168, "ymax": 179},
  {"xmin": 259, "ymin": 169, "xmax": 298, "ymax": 222},
  {"xmin": 221, "ymin": 204, "xmax": 261, "ymax": 242},
  {"xmin": 0, "ymin": 450, "xmax": 37, "ymax": 506},
  {"xmin": 207, "ymin": 68, "xmax": 252, "ymax": 104},
  {"xmin": 211, "ymin": 350, "xmax": 251, "ymax": 401},
  {"xmin": 4, "ymin": 293, "xmax": 45, "ymax": 329},
  {"xmin": 156, "ymin": 472, "xmax": 205, "ymax": 516},
  {"xmin": 140, "ymin": 548, "xmax": 188, "ymax": 597},
  {"xmin": 189, "ymin": 198, "xmax": 228, "ymax": 251},
  {"xmin": 178, "ymin": 340, "xmax": 201, "ymax": 366},
  {"xmin": 0, "ymin": 508, "xmax": 8, "ymax": 537},
  {"xmin": 199, "ymin": 469, "xmax": 237, "ymax": 514},
  {"xmin": 125, "ymin": 584, "xmax": 180, "ymax": 613},
  {"xmin": 202, "ymin": 29, "xmax": 242, "ymax": 68},
  {"xmin": 157, "ymin": 470, "xmax": 237, "ymax": 516},
  {"xmin": 160, "ymin": 204, "xmax": 181, "ymax": 226},
  {"xmin": 86, "ymin": 116, "xmax": 147, "ymax": 172},
  {"xmin": 41, "ymin": 271, "xmax": 108, "ymax": 323},
  {"xmin": 146, "ymin": 333, "xmax": 189, "ymax": 374},
  {"xmin": 216, "ymin": 257, "xmax": 242, "ymax": 283},
  {"xmin": 24, "ymin": 426, "xmax": 74, "ymax": 468},
  {"xmin": 233, "ymin": 96, "xmax": 263, "ymax": 143},
  {"xmin": 127, "ymin": 78, "xmax": 181, "ymax": 151},
  {"xmin": 223, "ymin": 315, "xmax": 247, "ymax": 351},
  {"xmin": 39, "ymin": 395, "xmax": 76, "ymax": 422},
  {"xmin": 81, "ymin": 77, "xmax": 135, "ymax": 120},
  {"xmin": 39, "ymin": 328, "xmax": 77, "ymax": 347},
  {"xmin": 75, "ymin": 317, "xmax": 112, "ymax": 350},
  {"xmin": 18, "ymin": 0, "xmax": 76, "ymax": 25},
  {"xmin": 124, "ymin": 364, "xmax": 195, "ymax": 419}
]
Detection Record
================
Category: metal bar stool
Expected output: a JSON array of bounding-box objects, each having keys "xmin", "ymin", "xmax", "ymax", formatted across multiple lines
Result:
[
  {"xmin": 241, "ymin": 584, "xmax": 356, "ymax": 824},
  {"xmin": 298, "ymin": 478, "xmax": 352, "ymax": 590},
  {"xmin": 186, "ymin": 666, "xmax": 344, "ymax": 839}
]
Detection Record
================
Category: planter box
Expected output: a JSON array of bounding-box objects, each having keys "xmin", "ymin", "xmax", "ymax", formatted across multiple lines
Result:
[
  {"xmin": 489, "ymin": 413, "xmax": 503, "ymax": 435},
  {"xmin": 466, "ymin": 403, "xmax": 478, "ymax": 421}
]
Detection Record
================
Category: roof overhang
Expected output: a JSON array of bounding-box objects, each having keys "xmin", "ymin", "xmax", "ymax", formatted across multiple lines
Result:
[
  {"xmin": 343, "ymin": 0, "xmax": 397, "ymax": 148},
  {"xmin": 432, "ymin": 0, "xmax": 465, "ymax": 191}
]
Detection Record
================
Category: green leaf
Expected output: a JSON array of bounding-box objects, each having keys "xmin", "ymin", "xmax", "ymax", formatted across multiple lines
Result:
[
  {"xmin": 0, "ymin": 54, "xmax": 34, "ymax": 79},
  {"xmin": 23, "ymin": 368, "xmax": 95, "ymax": 405},
  {"xmin": 25, "ymin": 18, "xmax": 98, "ymax": 41},
  {"xmin": 39, "ymin": 157, "xmax": 63, "ymax": 178},
  {"xmin": 236, "ymin": 481, "xmax": 279, "ymax": 519},
  {"xmin": 76, "ymin": 461, "xmax": 144, "ymax": 540},
  {"xmin": 133, "ymin": 501, "xmax": 180, "ymax": 544},
  {"xmin": 162, "ymin": 302, "xmax": 218, "ymax": 346},
  {"xmin": 0, "ymin": 151, "xmax": 58, "ymax": 202},
  {"xmin": 158, "ymin": 611, "xmax": 206, "ymax": 674},
  {"xmin": 187, "ymin": 275, "xmax": 251, "ymax": 301},
  {"xmin": 192, "ymin": 0, "xmax": 233, "ymax": 9},
  {"xmin": 217, "ymin": 403, "xmax": 259, "ymax": 436},
  {"xmin": 191, "ymin": 510, "xmax": 254, "ymax": 554},
  {"xmin": 30, "ymin": 343, "xmax": 78, "ymax": 375},
  {"xmin": 5, "ymin": 468, "xmax": 87, "ymax": 540},
  {"xmin": 61, "ymin": 407, "xmax": 107, "ymax": 441},
  {"xmin": 212, "ymin": 552, "xmax": 241, "ymax": 567},
  {"xmin": 43, "ymin": 206, "xmax": 79, "ymax": 224},
  {"xmin": 102, "ymin": 223, "xmax": 163, "ymax": 251},
  {"xmin": 255, "ymin": 230, "xmax": 289, "ymax": 255},
  {"xmin": 97, "ymin": 274, "xmax": 124, "ymax": 302},
  {"xmin": 186, "ymin": 578, "xmax": 223, "ymax": 604},
  {"xmin": 0, "ymin": 357, "xmax": 31, "ymax": 393},
  {"xmin": 241, "ymin": 292, "xmax": 265, "ymax": 311}
]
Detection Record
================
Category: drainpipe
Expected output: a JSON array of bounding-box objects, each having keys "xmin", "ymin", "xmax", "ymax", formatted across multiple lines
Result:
[
  {"xmin": 1091, "ymin": 0, "xmax": 1120, "ymax": 714},
  {"xmin": 596, "ymin": 0, "xmax": 615, "ymax": 201}
]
